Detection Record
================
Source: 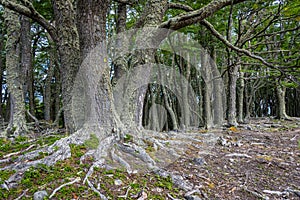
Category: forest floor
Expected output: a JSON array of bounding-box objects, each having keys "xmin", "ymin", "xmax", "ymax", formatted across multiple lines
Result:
[{"xmin": 0, "ymin": 117, "xmax": 299, "ymax": 199}]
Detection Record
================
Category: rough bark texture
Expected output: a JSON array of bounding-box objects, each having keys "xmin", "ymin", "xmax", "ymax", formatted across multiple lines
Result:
[
  {"xmin": 227, "ymin": 64, "xmax": 238, "ymax": 126},
  {"xmin": 52, "ymin": 0, "xmax": 81, "ymax": 133},
  {"xmin": 0, "ymin": 32, "xmax": 4, "ymax": 119},
  {"xmin": 44, "ymin": 38, "xmax": 56, "ymax": 121},
  {"xmin": 4, "ymin": 7, "xmax": 28, "ymax": 136},
  {"xmin": 74, "ymin": 0, "xmax": 120, "ymax": 131},
  {"xmin": 201, "ymin": 51, "xmax": 213, "ymax": 129},
  {"xmin": 20, "ymin": 16, "xmax": 34, "ymax": 117},
  {"xmin": 237, "ymin": 71, "xmax": 245, "ymax": 122},
  {"xmin": 226, "ymin": 3, "xmax": 238, "ymax": 126},
  {"xmin": 112, "ymin": 2, "xmax": 127, "ymax": 87},
  {"xmin": 276, "ymin": 82, "xmax": 289, "ymax": 119},
  {"xmin": 160, "ymin": 0, "xmax": 246, "ymax": 30},
  {"xmin": 211, "ymin": 48, "xmax": 224, "ymax": 127}
]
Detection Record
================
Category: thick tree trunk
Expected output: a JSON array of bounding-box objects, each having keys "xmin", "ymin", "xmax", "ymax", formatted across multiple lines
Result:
[
  {"xmin": 74, "ymin": 0, "xmax": 121, "ymax": 132},
  {"xmin": 4, "ymin": 7, "xmax": 28, "ymax": 136},
  {"xmin": 52, "ymin": 0, "xmax": 81, "ymax": 133}
]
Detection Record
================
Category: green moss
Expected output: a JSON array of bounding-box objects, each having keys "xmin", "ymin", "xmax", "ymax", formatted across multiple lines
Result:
[
  {"xmin": 154, "ymin": 175, "xmax": 173, "ymax": 190},
  {"xmin": 124, "ymin": 134, "xmax": 133, "ymax": 143},
  {"xmin": 84, "ymin": 133, "xmax": 99, "ymax": 149},
  {"xmin": 0, "ymin": 170, "xmax": 15, "ymax": 184}
]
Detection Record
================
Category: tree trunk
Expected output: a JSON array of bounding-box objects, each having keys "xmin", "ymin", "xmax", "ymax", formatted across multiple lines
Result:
[
  {"xmin": 0, "ymin": 33, "xmax": 4, "ymax": 119},
  {"xmin": 44, "ymin": 37, "xmax": 56, "ymax": 121},
  {"xmin": 52, "ymin": 0, "xmax": 81, "ymax": 133},
  {"xmin": 276, "ymin": 82, "xmax": 289, "ymax": 119},
  {"xmin": 237, "ymin": 71, "xmax": 245, "ymax": 122},
  {"xmin": 201, "ymin": 50, "xmax": 213, "ymax": 129},
  {"xmin": 20, "ymin": 16, "xmax": 34, "ymax": 117},
  {"xmin": 4, "ymin": 7, "xmax": 28, "ymax": 136},
  {"xmin": 211, "ymin": 48, "xmax": 224, "ymax": 127}
]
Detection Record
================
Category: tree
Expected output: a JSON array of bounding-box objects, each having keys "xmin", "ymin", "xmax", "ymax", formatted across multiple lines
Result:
[
  {"xmin": 1, "ymin": 0, "xmax": 300, "ymax": 195},
  {"xmin": 3, "ymin": 6, "xmax": 28, "ymax": 136}
]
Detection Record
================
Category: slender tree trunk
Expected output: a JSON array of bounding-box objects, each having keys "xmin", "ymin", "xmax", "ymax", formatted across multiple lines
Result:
[
  {"xmin": 276, "ymin": 81, "xmax": 289, "ymax": 119},
  {"xmin": 181, "ymin": 52, "xmax": 191, "ymax": 129},
  {"xmin": 211, "ymin": 48, "xmax": 224, "ymax": 127},
  {"xmin": 4, "ymin": 7, "xmax": 28, "ymax": 136},
  {"xmin": 20, "ymin": 16, "xmax": 34, "ymax": 117},
  {"xmin": 44, "ymin": 39, "xmax": 56, "ymax": 121},
  {"xmin": 201, "ymin": 51, "xmax": 213, "ymax": 129},
  {"xmin": 0, "ymin": 33, "xmax": 4, "ymax": 119},
  {"xmin": 237, "ymin": 70, "xmax": 245, "ymax": 122}
]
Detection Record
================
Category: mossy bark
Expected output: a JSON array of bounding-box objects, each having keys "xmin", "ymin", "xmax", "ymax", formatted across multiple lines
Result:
[{"xmin": 4, "ymin": 7, "xmax": 28, "ymax": 136}]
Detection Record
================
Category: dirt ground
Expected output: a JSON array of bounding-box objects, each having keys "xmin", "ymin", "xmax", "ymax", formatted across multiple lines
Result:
[{"xmin": 165, "ymin": 118, "xmax": 300, "ymax": 199}]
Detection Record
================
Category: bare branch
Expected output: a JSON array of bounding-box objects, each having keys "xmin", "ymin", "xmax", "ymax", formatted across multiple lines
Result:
[
  {"xmin": 159, "ymin": 0, "xmax": 246, "ymax": 30},
  {"xmin": 200, "ymin": 19, "xmax": 300, "ymax": 85},
  {"xmin": 113, "ymin": 0, "xmax": 136, "ymax": 6},
  {"xmin": 0, "ymin": 0, "xmax": 57, "ymax": 42},
  {"xmin": 168, "ymin": 2, "xmax": 193, "ymax": 12}
]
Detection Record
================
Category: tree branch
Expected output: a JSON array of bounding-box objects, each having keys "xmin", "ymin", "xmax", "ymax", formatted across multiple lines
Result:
[
  {"xmin": 200, "ymin": 19, "xmax": 300, "ymax": 86},
  {"xmin": 113, "ymin": 0, "xmax": 136, "ymax": 6},
  {"xmin": 168, "ymin": 2, "xmax": 193, "ymax": 12},
  {"xmin": 159, "ymin": 0, "xmax": 246, "ymax": 30},
  {"xmin": 0, "ymin": 0, "xmax": 57, "ymax": 42}
]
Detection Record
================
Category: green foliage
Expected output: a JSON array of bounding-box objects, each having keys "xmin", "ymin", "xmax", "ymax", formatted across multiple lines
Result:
[{"xmin": 83, "ymin": 133, "xmax": 99, "ymax": 149}]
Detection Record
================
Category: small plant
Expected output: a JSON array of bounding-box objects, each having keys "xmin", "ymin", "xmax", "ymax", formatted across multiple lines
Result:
[
  {"xmin": 84, "ymin": 133, "xmax": 99, "ymax": 149},
  {"xmin": 123, "ymin": 134, "xmax": 133, "ymax": 143}
]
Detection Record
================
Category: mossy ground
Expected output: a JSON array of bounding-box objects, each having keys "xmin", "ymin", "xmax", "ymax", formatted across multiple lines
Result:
[{"xmin": 0, "ymin": 134, "xmax": 183, "ymax": 199}]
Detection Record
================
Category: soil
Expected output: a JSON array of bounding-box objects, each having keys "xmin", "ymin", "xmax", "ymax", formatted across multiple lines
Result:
[{"xmin": 165, "ymin": 118, "xmax": 300, "ymax": 199}]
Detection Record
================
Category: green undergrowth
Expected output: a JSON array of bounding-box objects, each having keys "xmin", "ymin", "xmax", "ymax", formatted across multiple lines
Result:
[{"xmin": 0, "ymin": 134, "xmax": 183, "ymax": 199}]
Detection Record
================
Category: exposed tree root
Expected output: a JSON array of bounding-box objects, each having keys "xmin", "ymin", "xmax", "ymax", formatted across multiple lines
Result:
[
  {"xmin": 49, "ymin": 177, "xmax": 81, "ymax": 199},
  {"xmin": 0, "ymin": 125, "xmax": 220, "ymax": 195}
]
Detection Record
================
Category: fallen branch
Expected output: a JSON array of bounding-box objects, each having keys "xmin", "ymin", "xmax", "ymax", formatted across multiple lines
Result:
[
  {"xmin": 225, "ymin": 153, "xmax": 252, "ymax": 158},
  {"xmin": 167, "ymin": 193, "xmax": 180, "ymax": 200},
  {"xmin": 118, "ymin": 186, "xmax": 131, "ymax": 198},
  {"xmin": 241, "ymin": 186, "xmax": 269, "ymax": 200},
  {"xmin": 86, "ymin": 178, "xmax": 108, "ymax": 200},
  {"xmin": 49, "ymin": 177, "xmax": 81, "ymax": 199}
]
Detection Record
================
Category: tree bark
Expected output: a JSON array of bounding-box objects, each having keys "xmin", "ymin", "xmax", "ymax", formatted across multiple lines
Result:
[
  {"xmin": 4, "ymin": 7, "xmax": 28, "ymax": 136},
  {"xmin": 237, "ymin": 70, "xmax": 245, "ymax": 122},
  {"xmin": 52, "ymin": 0, "xmax": 80, "ymax": 133},
  {"xmin": 276, "ymin": 81, "xmax": 289, "ymax": 119},
  {"xmin": 211, "ymin": 48, "xmax": 224, "ymax": 127},
  {"xmin": 20, "ymin": 15, "xmax": 35, "ymax": 117}
]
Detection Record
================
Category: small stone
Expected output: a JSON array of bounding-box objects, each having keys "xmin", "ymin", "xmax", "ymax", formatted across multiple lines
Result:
[
  {"xmin": 114, "ymin": 179, "xmax": 123, "ymax": 186},
  {"xmin": 33, "ymin": 190, "xmax": 48, "ymax": 200},
  {"xmin": 192, "ymin": 157, "xmax": 205, "ymax": 166},
  {"xmin": 184, "ymin": 195, "xmax": 202, "ymax": 200}
]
